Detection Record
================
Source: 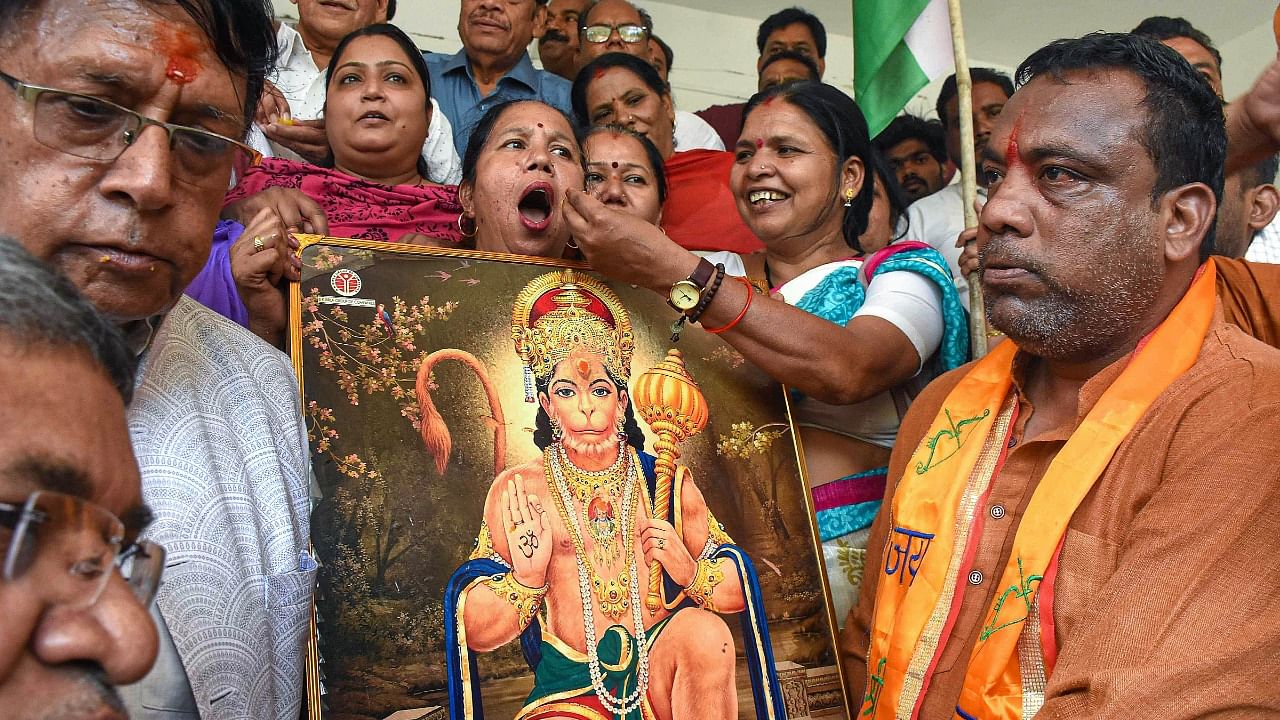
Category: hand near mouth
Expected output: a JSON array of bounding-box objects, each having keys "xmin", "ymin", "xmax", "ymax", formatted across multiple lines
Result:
[{"xmin": 564, "ymin": 189, "xmax": 694, "ymax": 293}]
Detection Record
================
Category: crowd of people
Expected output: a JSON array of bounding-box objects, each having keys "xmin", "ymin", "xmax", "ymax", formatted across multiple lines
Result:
[{"xmin": 3, "ymin": 0, "xmax": 1280, "ymax": 718}]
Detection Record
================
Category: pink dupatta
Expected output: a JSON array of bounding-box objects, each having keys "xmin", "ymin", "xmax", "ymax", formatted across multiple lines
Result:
[{"xmin": 225, "ymin": 157, "xmax": 464, "ymax": 244}]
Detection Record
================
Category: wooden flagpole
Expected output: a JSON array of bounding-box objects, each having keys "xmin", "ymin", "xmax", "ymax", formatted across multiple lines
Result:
[{"xmin": 946, "ymin": 0, "xmax": 989, "ymax": 358}]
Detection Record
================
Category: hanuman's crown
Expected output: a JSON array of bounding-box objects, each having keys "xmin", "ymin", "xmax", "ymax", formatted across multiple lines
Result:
[{"xmin": 511, "ymin": 270, "xmax": 634, "ymax": 400}]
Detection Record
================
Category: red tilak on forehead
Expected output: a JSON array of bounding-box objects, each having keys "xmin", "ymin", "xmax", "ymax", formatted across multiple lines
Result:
[
  {"xmin": 157, "ymin": 26, "xmax": 203, "ymax": 85},
  {"xmin": 593, "ymin": 67, "xmax": 607, "ymax": 80},
  {"xmin": 762, "ymin": 96, "xmax": 776, "ymax": 106},
  {"xmin": 754, "ymin": 138, "xmax": 764, "ymax": 149},
  {"xmin": 1005, "ymin": 112, "xmax": 1025, "ymax": 169}
]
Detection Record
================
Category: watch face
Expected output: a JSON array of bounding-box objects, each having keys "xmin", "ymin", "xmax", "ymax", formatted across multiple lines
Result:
[{"xmin": 669, "ymin": 281, "xmax": 701, "ymax": 311}]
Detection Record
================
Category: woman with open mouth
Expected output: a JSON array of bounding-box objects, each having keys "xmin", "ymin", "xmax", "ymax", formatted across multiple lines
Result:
[
  {"xmin": 189, "ymin": 23, "xmax": 464, "ymax": 343},
  {"xmin": 456, "ymin": 99, "xmax": 586, "ymax": 259},
  {"xmin": 564, "ymin": 80, "xmax": 970, "ymax": 627},
  {"xmin": 572, "ymin": 52, "xmax": 761, "ymax": 254}
]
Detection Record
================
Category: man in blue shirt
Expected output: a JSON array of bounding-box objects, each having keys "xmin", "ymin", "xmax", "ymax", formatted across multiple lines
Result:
[{"xmin": 427, "ymin": 0, "xmax": 573, "ymax": 157}]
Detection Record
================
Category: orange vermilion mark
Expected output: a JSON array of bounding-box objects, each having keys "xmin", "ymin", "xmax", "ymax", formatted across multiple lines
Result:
[
  {"xmin": 576, "ymin": 358, "xmax": 591, "ymax": 377},
  {"xmin": 1005, "ymin": 112, "xmax": 1025, "ymax": 171},
  {"xmin": 157, "ymin": 26, "xmax": 203, "ymax": 85}
]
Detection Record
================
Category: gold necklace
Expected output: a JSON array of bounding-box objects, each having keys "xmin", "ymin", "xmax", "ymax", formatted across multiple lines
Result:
[
  {"xmin": 546, "ymin": 445, "xmax": 641, "ymax": 622},
  {"xmin": 555, "ymin": 442, "xmax": 628, "ymax": 505}
]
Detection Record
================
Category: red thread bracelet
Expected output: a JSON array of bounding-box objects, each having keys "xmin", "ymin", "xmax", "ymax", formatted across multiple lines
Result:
[{"xmin": 703, "ymin": 276, "xmax": 754, "ymax": 334}]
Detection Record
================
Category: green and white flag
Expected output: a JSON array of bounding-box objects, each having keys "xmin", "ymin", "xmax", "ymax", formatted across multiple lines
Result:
[{"xmin": 854, "ymin": 0, "xmax": 954, "ymax": 137}]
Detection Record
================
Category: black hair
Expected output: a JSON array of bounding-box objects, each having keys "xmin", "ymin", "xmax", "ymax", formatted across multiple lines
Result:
[
  {"xmin": 571, "ymin": 52, "xmax": 668, "ymax": 127},
  {"xmin": 873, "ymin": 114, "xmax": 947, "ymax": 164},
  {"xmin": 1017, "ymin": 32, "xmax": 1226, "ymax": 261},
  {"xmin": 0, "ymin": 237, "xmax": 136, "ymax": 403},
  {"xmin": 1252, "ymin": 155, "xmax": 1280, "ymax": 188},
  {"xmin": 1131, "ymin": 16, "xmax": 1222, "ymax": 70},
  {"xmin": 866, "ymin": 150, "xmax": 912, "ymax": 246},
  {"xmin": 583, "ymin": 124, "xmax": 668, "ymax": 204},
  {"xmin": 650, "ymin": 34, "xmax": 674, "ymax": 72},
  {"xmin": 743, "ymin": 81, "xmax": 875, "ymax": 249},
  {"xmin": 531, "ymin": 372, "xmax": 646, "ymax": 452},
  {"xmin": 386, "ymin": 0, "xmax": 396, "ymax": 21},
  {"xmin": 758, "ymin": 49, "xmax": 821, "ymax": 83},
  {"xmin": 756, "ymin": 7, "xmax": 827, "ymax": 58},
  {"xmin": 0, "ymin": 0, "xmax": 278, "ymax": 135},
  {"xmin": 461, "ymin": 100, "xmax": 587, "ymax": 186},
  {"xmin": 935, "ymin": 67, "xmax": 1013, "ymax": 127},
  {"xmin": 323, "ymin": 23, "xmax": 432, "ymax": 179}
]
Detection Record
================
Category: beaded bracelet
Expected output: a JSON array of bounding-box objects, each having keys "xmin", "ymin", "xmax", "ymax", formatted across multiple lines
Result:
[
  {"xmin": 703, "ymin": 275, "xmax": 755, "ymax": 334},
  {"xmin": 686, "ymin": 263, "xmax": 726, "ymax": 325}
]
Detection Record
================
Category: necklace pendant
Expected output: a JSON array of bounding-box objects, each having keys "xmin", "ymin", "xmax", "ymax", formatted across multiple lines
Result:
[{"xmin": 592, "ymin": 571, "xmax": 631, "ymax": 622}]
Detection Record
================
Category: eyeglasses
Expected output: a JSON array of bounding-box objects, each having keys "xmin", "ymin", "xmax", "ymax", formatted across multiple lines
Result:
[
  {"xmin": 0, "ymin": 491, "xmax": 166, "ymax": 608},
  {"xmin": 0, "ymin": 68, "xmax": 261, "ymax": 186},
  {"xmin": 582, "ymin": 23, "xmax": 649, "ymax": 44}
]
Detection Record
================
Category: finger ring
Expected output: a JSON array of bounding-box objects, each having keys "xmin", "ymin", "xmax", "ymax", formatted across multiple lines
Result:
[
  {"xmin": 657, "ymin": 538, "xmax": 665, "ymax": 549},
  {"xmin": 252, "ymin": 235, "xmax": 265, "ymax": 252}
]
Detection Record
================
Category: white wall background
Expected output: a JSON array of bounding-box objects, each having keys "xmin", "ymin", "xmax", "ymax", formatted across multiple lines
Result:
[{"xmin": 272, "ymin": 0, "xmax": 1275, "ymax": 123}]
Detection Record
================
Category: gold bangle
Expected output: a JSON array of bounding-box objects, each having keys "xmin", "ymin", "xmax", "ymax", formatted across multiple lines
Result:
[
  {"xmin": 683, "ymin": 557, "xmax": 726, "ymax": 611},
  {"xmin": 482, "ymin": 572, "xmax": 548, "ymax": 629}
]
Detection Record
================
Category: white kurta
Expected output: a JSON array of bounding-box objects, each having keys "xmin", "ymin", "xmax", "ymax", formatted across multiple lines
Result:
[{"xmin": 127, "ymin": 297, "xmax": 314, "ymax": 720}]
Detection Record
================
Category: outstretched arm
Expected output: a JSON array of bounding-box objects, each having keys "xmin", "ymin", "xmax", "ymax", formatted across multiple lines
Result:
[
  {"xmin": 460, "ymin": 471, "xmax": 553, "ymax": 652},
  {"xmin": 565, "ymin": 191, "xmax": 920, "ymax": 406}
]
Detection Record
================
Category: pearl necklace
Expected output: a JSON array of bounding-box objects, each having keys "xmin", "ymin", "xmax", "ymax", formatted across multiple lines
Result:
[{"xmin": 547, "ymin": 444, "xmax": 650, "ymax": 717}]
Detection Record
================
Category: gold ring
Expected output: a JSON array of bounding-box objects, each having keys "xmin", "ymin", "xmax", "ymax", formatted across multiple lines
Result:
[
  {"xmin": 657, "ymin": 538, "xmax": 665, "ymax": 549},
  {"xmin": 252, "ymin": 235, "xmax": 265, "ymax": 252}
]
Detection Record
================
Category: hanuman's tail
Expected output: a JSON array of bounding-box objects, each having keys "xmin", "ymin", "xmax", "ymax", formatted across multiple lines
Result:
[{"xmin": 415, "ymin": 349, "xmax": 507, "ymax": 477}]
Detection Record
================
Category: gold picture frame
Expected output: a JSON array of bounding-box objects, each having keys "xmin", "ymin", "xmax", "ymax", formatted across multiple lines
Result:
[{"xmin": 289, "ymin": 235, "xmax": 853, "ymax": 720}]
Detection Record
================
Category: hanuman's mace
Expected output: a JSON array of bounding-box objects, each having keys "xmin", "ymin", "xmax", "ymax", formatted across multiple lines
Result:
[{"xmin": 633, "ymin": 349, "xmax": 709, "ymax": 614}]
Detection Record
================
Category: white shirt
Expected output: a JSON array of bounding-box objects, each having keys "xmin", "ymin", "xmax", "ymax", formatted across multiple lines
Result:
[
  {"xmin": 674, "ymin": 110, "xmax": 725, "ymax": 152},
  {"xmin": 902, "ymin": 180, "xmax": 986, "ymax": 310},
  {"xmin": 264, "ymin": 23, "xmax": 462, "ymax": 184},
  {"xmin": 703, "ymin": 251, "xmax": 944, "ymax": 449},
  {"xmin": 1246, "ymin": 213, "xmax": 1280, "ymax": 263},
  {"xmin": 124, "ymin": 298, "xmax": 314, "ymax": 720}
]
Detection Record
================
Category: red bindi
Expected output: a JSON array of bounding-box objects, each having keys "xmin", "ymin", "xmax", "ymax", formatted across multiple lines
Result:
[
  {"xmin": 157, "ymin": 26, "xmax": 202, "ymax": 85},
  {"xmin": 754, "ymin": 138, "xmax": 764, "ymax": 149},
  {"xmin": 611, "ymin": 161, "xmax": 619, "ymax": 168},
  {"xmin": 537, "ymin": 122, "xmax": 544, "ymax": 128}
]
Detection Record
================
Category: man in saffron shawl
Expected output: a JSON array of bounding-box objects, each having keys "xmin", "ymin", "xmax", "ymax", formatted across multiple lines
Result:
[
  {"xmin": 843, "ymin": 33, "xmax": 1280, "ymax": 718},
  {"xmin": 446, "ymin": 270, "xmax": 762, "ymax": 720}
]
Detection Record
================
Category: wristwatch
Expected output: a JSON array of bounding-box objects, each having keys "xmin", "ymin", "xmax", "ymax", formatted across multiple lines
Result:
[{"xmin": 667, "ymin": 258, "xmax": 716, "ymax": 313}]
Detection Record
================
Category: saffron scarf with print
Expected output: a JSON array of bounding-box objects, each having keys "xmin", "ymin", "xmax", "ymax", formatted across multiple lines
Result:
[{"xmin": 861, "ymin": 261, "xmax": 1218, "ymax": 720}]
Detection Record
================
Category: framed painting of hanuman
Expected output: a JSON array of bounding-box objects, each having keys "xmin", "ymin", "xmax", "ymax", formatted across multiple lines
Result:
[{"xmin": 290, "ymin": 237, "xmax": 854, "ymax": 720}]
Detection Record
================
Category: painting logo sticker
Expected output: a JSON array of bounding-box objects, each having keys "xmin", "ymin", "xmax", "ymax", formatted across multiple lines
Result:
[{"xmin": 331, "ymin": 269, "xmax": 363, "ymax": 297}]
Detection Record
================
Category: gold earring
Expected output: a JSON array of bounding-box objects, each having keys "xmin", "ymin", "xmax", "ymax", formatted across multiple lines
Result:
[{"xmin": 843, "ymin": 188, "xmax": 855, "ymax": 208}]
